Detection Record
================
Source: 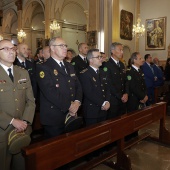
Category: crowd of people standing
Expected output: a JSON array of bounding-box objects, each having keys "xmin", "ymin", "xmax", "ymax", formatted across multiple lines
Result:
[{"xmin": 0, "ymin": 37, "xmax": 169, "ymax": 170}]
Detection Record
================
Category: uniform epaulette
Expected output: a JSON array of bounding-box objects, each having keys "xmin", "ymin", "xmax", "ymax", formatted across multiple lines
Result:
[
  {"xmin": 15, "ymin": 65, "xmax": 25, "ymax": 70},
  {"xmin": 80, "ymin": 68, "xmax": 88, "ymax": 74},
  {"xmin": 126, "ymin": 67, "xmax": 131, "ymax": 71},
  {"xmin": 36, "ymin": 61, "xmax": 43, "ymax": 64}
]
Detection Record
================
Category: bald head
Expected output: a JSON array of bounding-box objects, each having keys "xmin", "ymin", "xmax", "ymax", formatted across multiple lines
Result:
[{"xmin": 17, "ymin": 43, "xmax": 29, "ymax": 60}]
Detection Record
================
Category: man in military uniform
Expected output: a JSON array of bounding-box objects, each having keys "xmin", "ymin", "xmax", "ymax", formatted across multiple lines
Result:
[
  {"xmin": 103, "ymin": 42, "xmax": 129, "ymax": 119},
  {"xmin": 0, "ymin": 40, "xmax": 35, "ymax": 170},
  {"xmin": 127, "ymin": 52, "xmax": 148, "ymax": 112},
  {"xmin": 71, "ymin": 43, "xmax": 89, "ymax": 76},
  {"xmin": 79, "ymin": 49, "xmax": 110, "ymax": 126},
  {"xmin": 36, "ymin": 37, "xmax": 82, "ymax": 138},
  {"xmin": 14, "ymin": 43, "xmax": 37, "ymax": 99}
]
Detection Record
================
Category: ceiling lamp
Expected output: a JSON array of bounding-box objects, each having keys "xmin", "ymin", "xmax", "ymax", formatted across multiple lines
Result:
[
  {"xmin": 132, "ymin": 16, "xmax": 145, "ymax": 38},
  {"xmin": 17, "ymin": 29, "xmax": 26, "ymax": 39},
  {"xmin": 50, "ymin": 20, "xmax": 60, "ymax": 32},
  {"xmin": 0, "ymin": 34, "xmax": 3, "ymax": 40}
]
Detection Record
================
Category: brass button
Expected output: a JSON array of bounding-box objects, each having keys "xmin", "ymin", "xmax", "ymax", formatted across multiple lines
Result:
[
  {"xmin": 70, "ymin": 87, "xmax": 72, "ymax": 90},
  {"xmin": 23, "ymin": 87, "xmax": 25, "ymax": 89},
  {"xmin": 13, "ymin": 89, "xmax": 16, "ymax": 92},
  {"xmin": 15, "ymin": 99, "xmax": 18, "ymax": 101},
  {"xmin": 68, "ymin": 80, "xmax": 70, "ymax": 83},
  {"xmin": 71, "ymin": 94, "xmax": 74, "ymax": 96},
  {"xmin": 102, "ymin": 89, "xmax": 104, "ymax": 91},
  {"xmin": 16, "ymin": 109, "xmax": 19, "ymax": 111},
  {"xmin": 0, "ymin": 89, "xmax": 3, "ymax": 92}
]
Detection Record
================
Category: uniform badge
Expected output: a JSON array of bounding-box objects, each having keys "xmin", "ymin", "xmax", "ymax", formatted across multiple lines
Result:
[
  {"xmin": 0, "ymin": 80, "xmax": 6, "ymax": 84},
  {"xmin": 93, "ymin": 77, "xmax": 96, "ymax": 82},
  {"xmin": 127, "ymin": 75, "xmax": 131, "ymax": 80},
  {"xmin": 54, "ymin": 69, "xmax": 58, "ymax": 76},
  {"xmin": 103, "ymin": 67, "xmax": 108, "ymax": 72},
  {"xmin": 18, "ymin": 78, "xmax": 27, "ymax": 84},
  {"xmin": 40, "ymin": 71, "xmax": 45, "ymax": 78},
  {"xmin": 70, "ymin": 73, "xmax": 75, "ymax": 77},
  {"xmin": 72, "ymin": 62, "xmax": 75, "ymax": 66}
]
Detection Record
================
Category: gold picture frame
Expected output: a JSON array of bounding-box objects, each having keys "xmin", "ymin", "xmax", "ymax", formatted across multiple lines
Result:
[
  {"xmin": 120, "ymin": 10, "xmax": 133, "ymax": 40},
  {"xmin": 145, "ymin": 17, "xmax": 166, "ymax": 50}
]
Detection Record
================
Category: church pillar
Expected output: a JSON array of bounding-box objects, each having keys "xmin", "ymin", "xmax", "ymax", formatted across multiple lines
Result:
[
  {"xmin": 44, "ymin": 0, "xmax": 51, "ymax": 40},
  {"xmin": 15, "ymin": 0, "xmax": 22, "ymax": 30},
  {"xmin": 112, "ymin": 0, "xmax": 119, "ymax": 42},
  {"xmin": 135, "ymin": 0, "xmax": 140, "ymax": 51}
]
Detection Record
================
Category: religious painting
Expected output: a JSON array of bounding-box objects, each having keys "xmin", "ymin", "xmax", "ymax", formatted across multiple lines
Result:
[
  {"xmin": 87, "ymin": 31, "xmax": 97, "ymax": 47},
  {"xmin": 145, "ymin": 17, "xmax": 166, "ymax": 50},
  {"xmin": 120, "ymin": 10, "xmax": 133, "ymax": 40}
]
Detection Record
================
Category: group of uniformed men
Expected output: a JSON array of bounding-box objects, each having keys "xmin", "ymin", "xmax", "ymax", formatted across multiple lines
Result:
[{"xmin": 0, "ymin": 37, "xmax": 150, "ymax": 170}]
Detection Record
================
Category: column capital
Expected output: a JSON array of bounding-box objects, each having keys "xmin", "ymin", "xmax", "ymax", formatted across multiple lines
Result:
[{"xmin": 15, "ymin": 0, "xmax": 22, "ymax": 11}]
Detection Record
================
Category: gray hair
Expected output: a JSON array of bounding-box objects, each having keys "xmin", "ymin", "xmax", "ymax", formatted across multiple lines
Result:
[
  {"xmin": 110, "ymin": 42, "xmax": 123, "ymax": 54},
  {"xmin": 87, "ymin": 49, "xmax": 99, "ymax": 62},
  {"xmin": 130, "ymin": 52, "xmax": 140, "ymax": 64},
  {"xmin": 49, "ymin": 37, "xmax": 61, "ymax": 46}
]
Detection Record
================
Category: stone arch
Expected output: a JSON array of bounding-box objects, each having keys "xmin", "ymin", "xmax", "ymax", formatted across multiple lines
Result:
[
  {"xmin": 22, "ymin": 0, "xmax": 44, "ymax": 28},
  {"xmin": 2, "ymin": 8, "xmax": 17, "ymax": 34}
]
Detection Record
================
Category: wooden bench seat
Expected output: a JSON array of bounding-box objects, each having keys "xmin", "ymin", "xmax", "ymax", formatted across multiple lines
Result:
[{"xmin": 22, "ymin": 102, "xmax": 170, "ymax": 170}]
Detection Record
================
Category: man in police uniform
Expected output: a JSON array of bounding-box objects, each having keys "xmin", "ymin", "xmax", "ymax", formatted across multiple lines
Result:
[
  {"xmin": 79, "ymin": 49, "xmax": 110, "ymax": 126},
  {"xmin": 0, "ymin": 40, "xmax": 35, "ymax": 170},
  {"xmin": 14, "ymin": 43, "xmax": 37, "ymax": 99},
  {"xmin": 127, "ymin": 52, "xmax": 148, "ymax": 112},
  {"xmin": 103, "ymin": 42, "xmax": 129, "ymax": 119},
  {"xmin": 36, "ymin": 37, "xmax": 82, "ymax": 138},
  {"xmin": 71, "ymin": 43, "xmax": 89, "ymax": 76}
]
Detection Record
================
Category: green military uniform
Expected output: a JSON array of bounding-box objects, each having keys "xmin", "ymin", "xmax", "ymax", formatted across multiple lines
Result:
[{"xmin": 0, "ymin": 65, "xmax": 35, "ymax": 170}]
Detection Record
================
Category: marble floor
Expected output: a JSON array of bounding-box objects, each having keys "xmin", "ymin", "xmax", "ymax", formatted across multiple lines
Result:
[{"xmin": 92, "ymin": 115, "xmax": 170, "ymax": 170}]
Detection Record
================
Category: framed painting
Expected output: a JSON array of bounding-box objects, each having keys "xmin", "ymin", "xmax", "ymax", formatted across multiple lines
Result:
[
  {"xmin": 120, "ymin": 10, "xmax": 133, "ymax": 40},
  {"xmin": 145, "ymin": 17, "xmax": 166, "ymax": 50},
  {"xmin": 87, "ymin": 31, "xmax": 97, "ymax": 46}
]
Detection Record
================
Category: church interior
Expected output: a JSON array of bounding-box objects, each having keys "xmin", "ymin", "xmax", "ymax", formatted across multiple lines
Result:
[{"xmin": 1, "ymin": 0, "xmax": 170, "ymax": 170}]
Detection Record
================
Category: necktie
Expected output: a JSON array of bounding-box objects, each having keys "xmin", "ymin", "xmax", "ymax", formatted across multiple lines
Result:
[
  {"xmin": 96, "ymin": 69, "xmax": 99, "ymax": 75},
  {"xmin": 60, "ymin": 62, "xmax": 67, "ymax": 73},
  {"xmin": 150, "ymin": 65, "xmax": 154, "ymax": 74},
  {"xmin": 117, "ymin": 61, "xmax": 120, "ymax": 67},
  {"xmin": 8, "ymin": 68, "xmax": 14, "ymax": 82},
  {"xmin": 21, "ymin": 62, "xmax": 25, "ymax": 68},
  {"xmin": 83, "ymin": 58, "xmax": 86, "ymax": 63}
]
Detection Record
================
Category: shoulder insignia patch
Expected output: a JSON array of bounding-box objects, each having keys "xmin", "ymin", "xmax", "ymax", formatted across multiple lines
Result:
[
  {"xmin": 72, "ymin": 62, "xmax": 75, "ymax": 66},
  {"xmin": 40, "ymin": 71, "xmax": 45, "ymax": 78},
  {"xmin": 80, "ymin": 68, "xmax": 88, "ymax": 74},
  {"xmin": 103, "ymin": 67, "xmax": 108, "ymax": 72},
  {"xmin": 127, "ymin": 75, "xmax": 131, "ymax": 80}
]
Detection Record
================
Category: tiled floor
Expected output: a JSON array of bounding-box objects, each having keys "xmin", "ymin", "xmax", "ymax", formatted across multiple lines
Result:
[{"xmin": 92, "ymin": 116, "xmax": 170, "ymax": 170}]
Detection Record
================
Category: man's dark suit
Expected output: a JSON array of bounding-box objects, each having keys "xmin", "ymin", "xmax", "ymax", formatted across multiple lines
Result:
[
  {"xmin": 14, "ymin": 58, "xmax": 37, "ymax": 99},
  {"xmin": 71, "ymin": 55, "xmax": 88, "ymax": 76},
  {"xmin": 126, "ymin": 67, "xmax": 147, "ymax": 112},
  {"xmin": 103, "ymin": 58, "xmax": 129, "ymax": 118},
  {"xmin": 36, "ymin": 57, "xmax": 82, "ymax": 138},
  {"xmin": 141, "ymin": 62, "xmax": 155, "ymax": 105},
  {"xmin": 79, "ymin": 66, "xmax": 110, "ymax": 126},
  {"xmin": 153, "ymin": 64, "xmax": 164, "ymax": 87}
]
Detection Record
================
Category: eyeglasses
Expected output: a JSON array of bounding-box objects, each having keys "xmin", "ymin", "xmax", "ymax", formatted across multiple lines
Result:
[
  {"xmin": 0, "ymin": 47, "xmax": 17, "ymax": 52},
  {"xmin": 92, "ymin": 56, "xmax": 103, "ymax": 60},
  {"xmin": 52, "ymin": 44, "xmax": 68, "ymax": 49}
]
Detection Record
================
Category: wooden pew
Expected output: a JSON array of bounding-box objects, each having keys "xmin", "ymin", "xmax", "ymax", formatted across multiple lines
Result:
[{"xmin": 22, "ymin": 102, "xmax": 170, "ymax": 170}]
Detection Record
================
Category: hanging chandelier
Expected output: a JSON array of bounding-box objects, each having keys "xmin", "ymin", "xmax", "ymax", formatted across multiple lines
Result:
[
  {"xmin": 0, "ymin": 34, "xmax": 3, "ymax": 40},
  {"xmin": 17, "ymin": 29, "xmax": 26, "ymax": 39},
  {"xmin": 50, "ymin": 20, "xmax": 60, "ymax": 32},
  {"xmin": 132, "ymin": 17, "xmax": 145, "ymax": 38}
]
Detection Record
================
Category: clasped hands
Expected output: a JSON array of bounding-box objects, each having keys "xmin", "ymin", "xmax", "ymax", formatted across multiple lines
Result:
[
  {"xmin": 12, "ymin": 119, "xmax": 28, "ymax": 133},
  {"xmin": 69, "ymin": 101, "xmax": 81, "ymax": 116}
]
